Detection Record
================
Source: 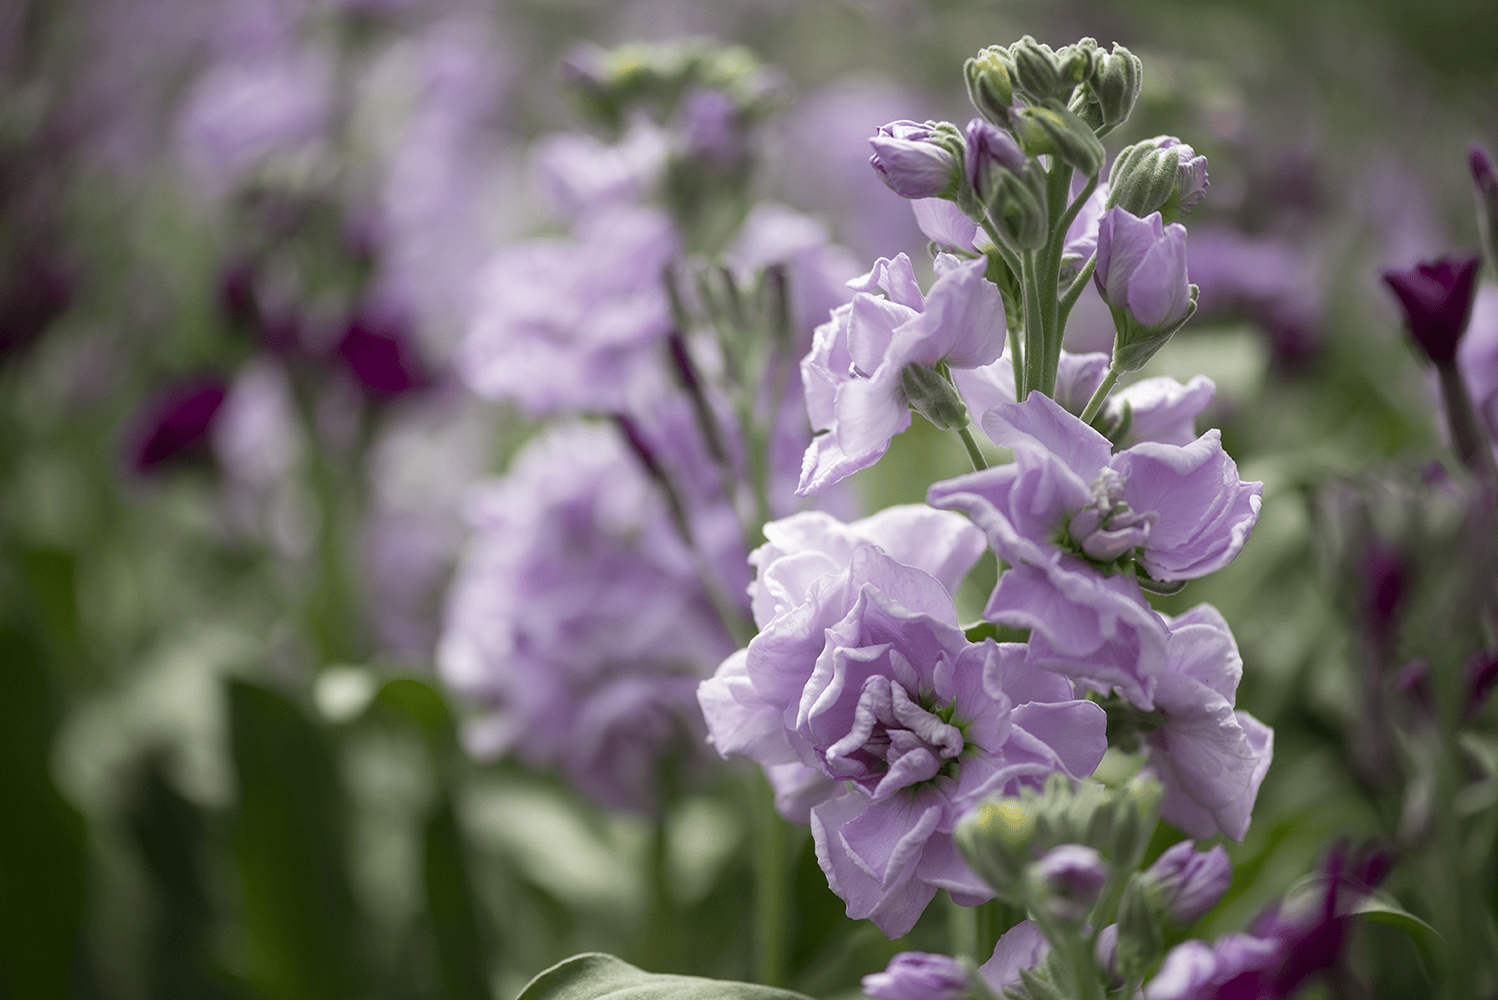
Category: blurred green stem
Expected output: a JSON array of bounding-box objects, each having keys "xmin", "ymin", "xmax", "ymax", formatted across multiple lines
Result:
[{"xmin": 751, "ymin": 772, "xmax": 790, "ymax": 986}]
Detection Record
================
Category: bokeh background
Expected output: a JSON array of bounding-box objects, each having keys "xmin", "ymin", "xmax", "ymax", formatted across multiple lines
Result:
[{"xmin": 2, "ymin": 0, "xmax": 1496, "ymax": 998}]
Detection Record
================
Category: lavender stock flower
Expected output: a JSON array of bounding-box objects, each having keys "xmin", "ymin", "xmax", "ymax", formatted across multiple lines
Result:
[
  {"xmin": 798, "ymin": 253, "xmax": 1006, "ymax": 496},
  {"xmin": 1143, "ymin": 840, "xmax": 1232, "ymax": 923},
  {"xmin": 869, "ymin": 121, "xmax": 962, "ymax": 199},
  {"xmin": 1095, "ymin": 208, "xmax": 1195, "ymax": 371},
  {"xmin": 861, "ymin": 953, "xmax": 969, "ymax": 1000}
]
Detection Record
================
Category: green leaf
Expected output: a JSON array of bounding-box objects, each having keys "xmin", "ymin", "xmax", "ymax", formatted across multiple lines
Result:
[
  {"xmin": 426, "ymin": 797, "xmax": 491, "ymax": 1000},
  {"xmin": 1347, "ymin": 892, "xmax": 1447, "ymax": 979},
  {"xmin": 964, "ymin": 621, "xmax": 1031, "ymax": 644},
  {"xmin": 517, "ymin": 953, "xmax": 814, "ymax": 1000}
]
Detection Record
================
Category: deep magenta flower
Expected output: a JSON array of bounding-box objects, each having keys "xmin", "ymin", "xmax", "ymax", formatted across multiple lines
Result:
[
  {"xmin": 869, "ymin": 120, "xmax": 961, "ymax": 199},
  {"xmin": 129, "ymin": 377, "xmax": 230, "ymax": 472},
  {"xmin": 1381, "ymin": 255, "xmax": 1483, "ymax": 364},
  {"xmin": 798, "ymin": 253, "xmax": 1006, "ymax": 495},
  {"xmin": 336, "ymin": 304, "xmax": 431, "ymax": 399}
]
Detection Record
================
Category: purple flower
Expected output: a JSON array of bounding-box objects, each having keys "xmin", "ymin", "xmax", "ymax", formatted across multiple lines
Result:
[
  {"xmin": 699, "ymin": 513, "xmax": 1106, "ymax": 937},
  {"xmin": 1188, "ymin": 227, "xmax": 1323, "ymax": 369},
  {"xmin": 532, "ymin": 126, "xmax": 667, "ymax": 219},
  {"xmin": 1456, "ymin": 284, "xmax": 1498, "ymax": 453},
  {"xmin": 1029, "ymin": 844, "xmax": 1110, "ymax": 921},
  {"xmin": 676, "ymin": 88, "xmax": 746, "ymax": 166},
  {"xmin": 870, "ymin": 120, "xmax": 961, "ymax": 200},
  {"xmin": 1095, "ymin": 207, "xmax": 1193, "ymax": 336},
  {"xmin": 1144, "ymin": 934, "xmax": 1280, "ymax": 1000},
  {"xmin": 335, "ymin": 303, "xmax": 432, "ymax": 399},
  {"xmin": 929, "ymin": 390, "xmax": 1262, "ymax": 585},
  {"xmin": 952, "ymin": 350, "xmax": 1215, "ymax": 446},
  {"xmin": 129, "ymin": 376, "xmax": 230, "ymax": 472},
  {"xmin": 1145, "ymin": 606, "xmax": 1274, "ymax": 841},
  {"xmin": 911, "ymin": 198, "xmax": 982, "ymax": 254},
  {"xmin": 964, "ymin": 117, "xmax": 1026, "ymax": 202},
  {"xmin": 862, "ymin": 953, "xmax": 968, "ymax": 1000},
  {"xmin": 440, "ymin": 421, "xmax": 741, "ymax": 813},
  {"xmin": 798, "ymin": 253, "xmax": 1007, "ymax": 495},
  {"xmin": 461, "ymin": 204, "xmax": 678, "ymax": 415},
  {"xmin": 976, "ymin": 920, "xmax": 1051, "ymax": 994},
  {"xmin": 1143, "ymin": 841, "xmax": 1232, "ymax": 923},
  {"xmin": 1381, "ymin": 255, "xmax": 1483, "ymax": 365}
]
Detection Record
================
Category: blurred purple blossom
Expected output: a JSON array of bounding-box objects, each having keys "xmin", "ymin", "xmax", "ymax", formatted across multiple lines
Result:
[
  {"xmin": 1144, "ymin": 840, "xmax": 1233, "ymax": 924},
  {"xmin": 861, "ymin": 952, "xmax": 968, "ymax": 1000},
  {"xmin": 977, "ymin": 920, "xmax": 1051, "ymax": 994},
  {"xmin": 1457, "ymin": 284, "xmax": 1498, "ymax": 449},
  {"xmin": 1030, "ymin": 844, "xmax": 1110, "ymax": 921},
  {"xmin": 911, "ymin": 198, "xmax": 981, "ymax": 254},
  {"xmin": 1187, "ymin": 227, "xmax": 1323, "ymax": 367},
  {"xmin": 532, "ymin": 124, "xmax": 667, "ymax": 220},
  {"xmin": 129, "ymin": 376, "xmax": 230, "ymax": 472},
  {"xmin": 335, "ymin": 301, "xmax": 432, "ymax": 399}
]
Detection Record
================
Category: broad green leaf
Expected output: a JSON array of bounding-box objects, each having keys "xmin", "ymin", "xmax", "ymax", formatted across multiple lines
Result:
[
  {"xmin": 517, "ymin": 953, "xmax": 814, "ymax": 1000},
  {"xmin": 1347, "ymin": 892, "xmax": 1447, "ymax": 979}
]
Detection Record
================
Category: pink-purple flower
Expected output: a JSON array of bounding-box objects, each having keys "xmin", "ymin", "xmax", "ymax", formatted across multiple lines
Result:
[{"xmin": 798, "ymin": 253, "xmax": 1006, "ymax": 496}]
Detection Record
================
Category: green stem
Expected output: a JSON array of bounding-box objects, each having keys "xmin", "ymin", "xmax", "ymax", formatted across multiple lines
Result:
[
  {"xmin": 1059, "ymin": 253, "xmax": 1098, "ymax": 328},
  {"xmin": 1005, "ymin": 295, "xmax": 1024, "ymax": 402},
  {"xmin": 1079, "ymin": 368, "xmax": 1121, "ymax": 425},
  {"xmin": 750, "ymin": 772, "xmax": 790, "ymax": 986},
  {"xmin": 979, "ymin": 216, "xmax": 1023, "ymax": 279},
  {"xmin": 957, "ymin": 425, "xmax": 989, "ymax": 472},
  {"xmin": 1022, "ymin": 251, "xmax": 1044, "ymax": 400},
  {"xmin": 1036, "ymin": 164, "xmax": 1075, "ymax": 398},
  {"xmin": 642, "ymin": 817, "xmax": 672, "ymax": 972},
  {"xmin": 948, "ymin": 892, "xmax": 979, "ymax": 962}
]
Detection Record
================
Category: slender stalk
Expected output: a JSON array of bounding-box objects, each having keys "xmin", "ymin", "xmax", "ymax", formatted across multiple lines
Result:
[
  {"xmin": 642, "ymin": 816, "xmax": 672, "ymax": 972},
  {"xmin": 1079, "ymin": 368, "xmax": 1121, "ymax": 425},
  {"xmin": 979, "ymin": 216, "xmax": 1023, "ymax": 280},
  {"xmin": 1059, "ymin": 254, "xmax": 1098, "ymax": 327},
  {"xmin": 948, "ymin": 893, "xmax": 979, "ymax": 962},
  {"xmin": 750, "ymin": 772, "xmax": 790, "ymax": 986},
  {"xmin": 1021, "ymin": 251, "xmax": 1044, "ymax": 399},
  {"xmin": 1005, "ymin": 296, "xmax": 1024, "ymax": 402},
  {"xmin": 1436, "ymin": 360, "xmax": 1498, "ymax": 485},
  {"xmin": 1036, "ymin": 164, "xmax": 1076, "ymax": 397},
  {"xmin": 957, "ymin": 425, "xmax": 989, "ymax": 472}
]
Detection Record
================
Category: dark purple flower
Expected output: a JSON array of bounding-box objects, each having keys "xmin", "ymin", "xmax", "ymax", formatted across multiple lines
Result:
[
  {"xmin": 336, "ymin": 305, "xmax": 431, "ymax": 399},
  {"xmin": 869, "ymin": 121, "xmax": 960, "ymax": 200},
  {"xmin": 130, "ymin": 377, "xmax": 230, "ymax": 471},
  {"xmin": 1381, "ymin": 255, "xmax": 1482, "ymax": 364},
  {"xmin": 862, "ymin": 952, "xmax": 969, "ymax": 1000}
]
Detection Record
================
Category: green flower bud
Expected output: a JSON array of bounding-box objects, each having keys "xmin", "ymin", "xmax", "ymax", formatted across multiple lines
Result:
[
  {"xmin": 955, "ymin": 795, "xmax": 1039, "ymax": 899},
  {"xmin": 1056, "ymin": 37, "xmax": 1101, "ymax": 86},
  {"xmin": 1009, "ymin": 36, "xmax": 1065, "ymax": 102},
  {"xmin": 1109, "ymin": 137, "xmax": 1209, "ymax": 223},
  {"xmin": 1089, "ymin": 44, "xmax": 1143, "ymax": 131},
  {"xmin": 1108, "ymin": 771, "xmax": 1164, "ymax": 870},
  {"xmin": 1018, "ymin": 99, "xmax": 1106, "ymax": 177},
  {"xmin": 965, "ymin": 46, "xmax": 1016, "ymax": 125},
  {"xmin": 901, "ymin": 364, "xmax": 970, "ymax": 430},
  {"xmin": 987, "ymin": 162, "xmax": 1050, "ymax": 251},
  {"xmin": 1114, "ymin": 874, "xmax": 1167, "ymax": 981}
]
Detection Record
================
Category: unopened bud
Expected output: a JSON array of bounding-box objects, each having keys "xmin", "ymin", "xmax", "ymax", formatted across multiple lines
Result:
[
  {"xmin": 965, "ymin": 46, "xmax": 1016, "ymax": 125},
  {"xmin": 964, "ymin": 118, "xmax": 1027, "ymax": 204},
  {"xmin": 1142, "ymin": 841, "xmax": 1232, "ymax": 923},
  {"xmin": 1009, "ymin": 36, "xmax": 1065, "ymax": 102},
  {"xmin": 901, "ymin": 364, "xmax": 971, "ymax": 430},
  {"xmin": 1109, "ymin": 137, "xmax": 1208, "ymax": 224},
  {"xmin": 869, "ymin": 120, "xmax": 964, "ymax": 200},
  {"xmin": 1018, "ymin": 100, "xmax": 1106, "ymax": 177},
  {"xmin": 1088, "ymin": 44, "xmax": 1143, "ymax": 131},
  {"xmin": 1027, "ymin": 844, "xmax": 1110, "ymax": 923},
  {"xmin": 1113, "ymin": 875, "xmax": 1166, "ymax": 980},
  {"xmin": 955, "ymin": 796, "xmax": 1038, "ymax": 899}
]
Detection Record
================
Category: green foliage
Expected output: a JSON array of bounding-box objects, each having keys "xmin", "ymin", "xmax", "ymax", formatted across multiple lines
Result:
[{"xmin": 516, "ymin": 953, "xmax": 813, "ymax": 1000}]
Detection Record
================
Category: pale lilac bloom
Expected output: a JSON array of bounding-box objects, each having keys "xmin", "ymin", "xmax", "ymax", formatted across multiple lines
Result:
[
  {"xmin": 699, "ymin": 513, "xmax": 1105, "ymax": 936},
  {"xmin": 798, "ymin": 253, "xmax": 1006, "ymax": 496},
  {"xmin": 911, "ymin": 198, "xmax": 982, "ymax": 253},
  {"xmin": 1146, "ymin": 606, "xmax": 1274, "ymax": 841},
  {"xmin": 1457, "ymin": 284, "xmax": 1498, "ymax": 453},
  {"xmin": 869, "ymin": 120, "xmax": 959, "ymax": 199},
  {"xmin": 1143, "ymin": 840, "xmax": 1233, "ymax": 923},
  {"xmin": 440, "ymin": 422, "xmax": 739, "ymax": 812},
  {"xmin": 1030, "ymin": 844, "xmax": 1110, "ymax": 920},
  {"xmin": 1095, "ymin": 208, "xmax": 1192, "ymax": 331},
  {"xmin": 461, "ymin": 204, "xmax": 678, "ymax": 415},
  {"xmin": 862, "ymin": 952, "xmax": 968, "ymax": 1000},
  {"xmin": 977, "ymin": 920, "xmax": 1051, "ymax": 993},
  {"xmin": 1144, "ymin": 934, "xmax": 1280, "ymax": 1000},
  {"xmin": 532, "ymin": 123, "xmax": 668, "ymax": 220},
  {"xmin": 177, "ymin": 51, "xmax": 333, "ymax": 190},
  {"xmin": 930, "ymin": 390, "xmax": 1262, "ymax": 583}
]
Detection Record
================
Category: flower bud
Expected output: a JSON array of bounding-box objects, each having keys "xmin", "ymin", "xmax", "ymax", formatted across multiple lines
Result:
[
  {"xmin": 869, "ymin": 120, "xmax": 963, "ymax": 200},
  {"xmin": 1113, "ymin": 876, "xmax": 1167, "ymax": 980},
  {"xmin": 901, "ymin": 363, "xmax": 971, "ymax": 430},
  {"xmin": 1141, "ymin": 841, "xmax": 1232, "ymax": 923},
  {"xmin": 862, "ymin": 952, "xmax": 970, "ymax": 1000},
  {"xmin": 1108, "ymin": 137, "xmax": 1208, "ymax": 224},
  {"xmin": 1094, "ymin": 207, "xmax": 1196, "ymax": 372},
  {"xmin": 955, "ymin": 796, "xmax": 1039, "ymax": 899},
  {"xmin": 965, "ymin": 46, "xmax": 1016, "ymax": 125},
  {"xmin": 1056, "ymin": 38, "xmax": 1101, "ymax": 87},
  {"xmin": 1009, "ymin": 36, "xmax": 1065, "ymax": 102},
  {"xmin": 1087, "ymin": 44, "xmax": 1143, "ymax": 131},
  {"xmin": 1471, "ymin": 143, "xmax": 1498, "ymax": 272},
  {"xmin": 1380, "ymin": 256, "xmax": 1482, "ymax": 365},
  {"xmin": 964, "ymin": 118, "xmax": 1027, "ymax": 204},
  {"xmin": 1026, "ymin": 844, "xmax": 1110, "ymax": 923},
  {"xmin": 1017, "ymin": 100, "xmax": 1106, "ymax": 177}
]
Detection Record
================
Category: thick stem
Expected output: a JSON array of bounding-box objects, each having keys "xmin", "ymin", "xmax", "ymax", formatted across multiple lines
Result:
[
  {"xmin": 1079, "ymin": 368, "xmax": 1121, "ymax": 425},
  {"xmin": 750, "ymin": 772, "xmax": 789, "ymax": 986},
  {"xmin": 948, "ymin": 893, "xmax": 979, "ymax": 962},
  {"xmin": 641, "ymin": 817, "xmax": 672, "ymax": 972},
  {"xmin": 1037, "ymin": 164, "xmax": 1077, "ymax": 398}
]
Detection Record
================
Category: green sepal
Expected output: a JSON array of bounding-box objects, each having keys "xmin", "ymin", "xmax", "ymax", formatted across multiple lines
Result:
[
  {"xmin": 1009, "ymin": 36, "xmax": 1065, "ymax": 102},
  {"xmin": 902, "ymin": 363, "xmax": 971, "ymax": 430},
  {"xmin": 1017, "ymin": 100, "xmax": 1106, "ymax": 177},
  {"xmin": 1110, "ymin": 287, "xmax": 1199, "ymax": 373},
  {"xmin": 1108, "ymin": 142, "xmax": 1183, "ymax": 220}
]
